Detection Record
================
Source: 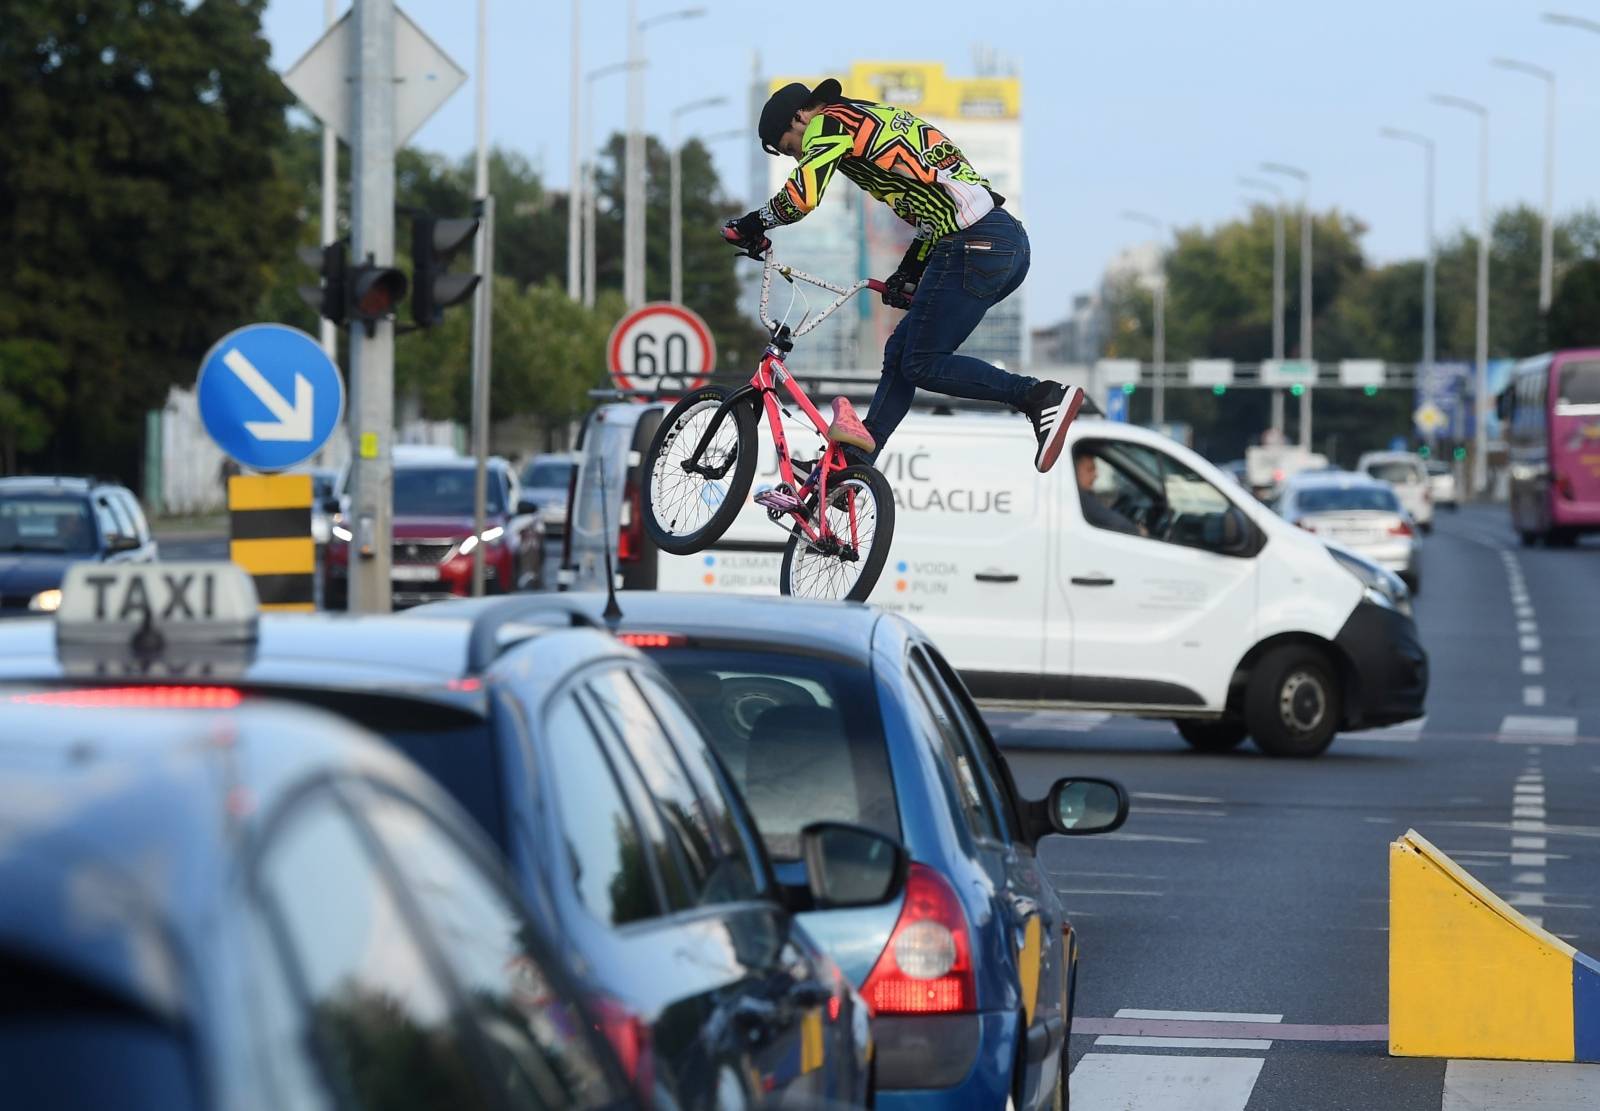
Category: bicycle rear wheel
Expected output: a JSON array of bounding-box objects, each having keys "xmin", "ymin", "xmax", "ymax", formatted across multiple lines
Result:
[
  {"xmin": 780, "ymin": 464, "xmax": 895, "ymax": 603},
  {"xmin": 642, "ymin": 387, "xmax": 758, "ymax": 555}
]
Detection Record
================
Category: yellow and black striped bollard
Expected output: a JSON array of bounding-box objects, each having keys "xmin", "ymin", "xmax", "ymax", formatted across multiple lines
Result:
[{"xmin": 228, "ymin": 474, "xmax": 315, "ymax": 612}]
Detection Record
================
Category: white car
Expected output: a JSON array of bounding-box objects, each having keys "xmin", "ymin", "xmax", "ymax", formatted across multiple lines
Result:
[
  {"xmin": 631, "ymin": 410, "xmax": 1427, "ymax": 758},
  {"xmin": 1425, "ymin": 459, "xmax": 1458, "ymax": 510},
  {"xmin": 1278, "ymin": 470, "xmax": 1421, "ymax": 592},
  {"xmin": 1356, "ymin": 451, "xmax": 1433, "ymax": 532}
]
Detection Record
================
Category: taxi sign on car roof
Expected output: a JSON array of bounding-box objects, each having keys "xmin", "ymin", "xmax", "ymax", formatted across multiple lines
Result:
[{"xmin": 55, "ymin": 563, "xmax": 259, "ymax": 678}]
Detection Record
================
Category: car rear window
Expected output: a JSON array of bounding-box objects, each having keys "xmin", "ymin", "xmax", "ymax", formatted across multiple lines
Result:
[
  {"xmin": 522, "ymin": 462, "xmax": 573, "ymax": 488},
  {"xmin": 646, "ymin": 648, "xmax": 899, "ymax": 860},
  {"xmin": 1297, "ymin": 486, "xmax": 1402, "ymax": 514},
  {"xmin": 1364, "ymin": 461, "xmax": 1423, "ymax": 485}
]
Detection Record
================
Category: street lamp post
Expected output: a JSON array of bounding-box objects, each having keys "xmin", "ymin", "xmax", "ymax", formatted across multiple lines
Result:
[
  {"xmin": 1262, "ymin": 162, "xmax": 1313, "ymax": 449},
  {"xmin": 1379, "ymin": 128, "xmax": 1437, "ymax": 403},
  {"xmin": 566, "ymin": 0, "xmax": 581, "ymax": 299},
  {"xmin": 1431, "ymin": 93, "xmax": 1491, "ymax": 495},
  {"xmin": 1492, "ymin": 58, "xmax": 1557, "ymax": 315},
  {"xmin": 583, "ymin": 60, "xmax": 644, "ymax": 309},
  {"xmin": 1120, "ymin": 211, "xmax": 1166, "ymax": 425},
  {"xmin": 669, "ymin": 96, "xmax": 728, "ymax": 305},
  {"xmin": 1239, "ymin": 176, "xmax": 1286, "ymax": 435},
  {"xmin": 624, "ymin": 4, "xmax": 708, "ymax": 308}
]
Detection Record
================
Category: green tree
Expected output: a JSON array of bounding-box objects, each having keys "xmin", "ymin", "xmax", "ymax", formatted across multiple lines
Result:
[
  {"xmin": 0, "ymin": 340, "xmax": 69, "ymax": 474},
  {"xmin": 0, "ymin": 0, "xmax": 299, "ymax": 479},
  {"xmin": 1547, "ymin": 260, "xmax": 1600, "ymax": 349}
]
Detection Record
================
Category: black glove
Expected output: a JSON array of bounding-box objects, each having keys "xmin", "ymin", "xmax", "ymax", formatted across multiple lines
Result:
[
  {"xmin": 881, "ymin": 245, "xmax": 928, "ymax": 310},
  {"xmin": 722, "ymin": 212, "xmax": 771, "ymax": 257}
]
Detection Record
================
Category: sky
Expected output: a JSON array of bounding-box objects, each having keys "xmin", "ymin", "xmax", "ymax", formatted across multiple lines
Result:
[{"xmin": 262, "ymin": 0, "xmax": 1600, "ymax": 331}]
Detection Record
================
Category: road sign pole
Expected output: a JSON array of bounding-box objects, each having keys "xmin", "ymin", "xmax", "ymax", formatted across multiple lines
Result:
[
  {"xmin": 319, "ymin": 0, "xmax": 338, "ymax": 362},
  {"xmin": 350, "ymin": 0, "xmax": 396, "ymax": 613},
  {"xmin": 471, "ymin": 194, "xmax": 496, "ymax": 596}
]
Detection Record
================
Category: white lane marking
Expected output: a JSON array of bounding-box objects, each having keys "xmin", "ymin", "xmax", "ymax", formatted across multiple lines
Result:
[
  {"xmin": 1512, "ymin": 853, "xmax": 1551, "ymax": 866},
  {"xmin": 1516, "ymin": 605, "xmax": 1535, "ymax": 619},
  {"xmin": 1514, "ymin": 836, "xmax": 1548, "ymax": 850},
  {"xmin": 1514, "ymin": 807, "xmax": 1548, "ymax": 820},
  {"xmin": 1070, "ymin": 1054, "xmax": 1264, "ymax": 1111},
  {"xmin": 1115, "ymin": 1009, "xmax": 1284, "ymax": 1023},
  {"xmin": 1013, "ymin": 710, "xmax": 1113, "ymax": 732},
  {"xmin": 1518, "ymin": 620, "xmax": 1539, "ymax": 634},
  {"xmin": 1134, "ymin": 806, "xmax": 1228, "ymax": 818},
  {"xmin": 1093, "ymin": 1036, "xmax": 1274, "ymax": 1050},
  {"xmin": 1515, "ymin": 782, "xmax": 1545, "ymax": 792},
  {"xmin": 1053, "ymin": 888, "xmax": 1165, "ymax": 897},
  {"xmin": 1513, "ymin": 872, "xmax": 1546, "ymax": 886},
  {"xmin": 1104, "ymin": 833, "xmax": 1208, "ymax": 844},
  {"xmin": 1522, "ymin": 657, "xmax": 1545, "ymax": 675},
  {"xmin": 1442, "ymin": 1059, "xmax": 1600, "ymax": 1110},
  {"xmin": 1520, "ymin": 636, "xmax": 1543, "ymax": 652},
  {"xmin": 1525, "ymin": 914, "xmax": 1545, "ymax": 927},
  {"xmin": 1132, "ymin": 792, "xmax": 1225, "ymax": 804},
  {"xmin": 1499, "ymin": 715, "xmax": 1578, "ymax": 741},
  {"xmin": 1350, "ymin": 716, "xmax": 1426, "ymax": 742}
]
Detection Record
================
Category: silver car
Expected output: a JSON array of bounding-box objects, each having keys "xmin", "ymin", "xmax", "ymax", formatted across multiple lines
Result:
[
  {"xmin": 1356, "ymin": 451, "xmax": 1434, "ymax": 532},
  {"xmin": 1278, "ymin": 470, "xmax": 1421, "ymax": 593}
]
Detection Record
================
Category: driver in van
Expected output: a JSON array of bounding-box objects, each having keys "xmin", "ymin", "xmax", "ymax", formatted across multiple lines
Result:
[
  {"xmin": 722, "ymin": 78, "xmax": 1086, "ymax": 490},
  {"xmin": 1075, "ymin": 451, "xmax": 1144, "ymax": 536}
]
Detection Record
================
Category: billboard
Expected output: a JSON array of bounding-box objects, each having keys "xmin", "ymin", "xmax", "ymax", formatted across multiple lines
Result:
[{"xmin": 758, "ymin": 62, "xmax": 1024, "ymax": 374}]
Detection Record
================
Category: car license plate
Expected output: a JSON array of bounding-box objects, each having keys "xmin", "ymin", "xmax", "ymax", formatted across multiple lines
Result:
[{"xmin": 392, "ymin": 564, "xmax": 441, "ymax": 582}]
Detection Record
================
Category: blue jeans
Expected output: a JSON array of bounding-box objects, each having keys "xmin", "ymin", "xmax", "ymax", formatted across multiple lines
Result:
[{"xmin": 862, "ymin": 207, "xmax": 1036, "ymax": 456}]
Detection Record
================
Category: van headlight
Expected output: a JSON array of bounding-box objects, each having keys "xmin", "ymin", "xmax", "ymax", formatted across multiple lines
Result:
[{"xmin": 1327, "ymin": 544, "xmax": 1411, "ymax": 616}]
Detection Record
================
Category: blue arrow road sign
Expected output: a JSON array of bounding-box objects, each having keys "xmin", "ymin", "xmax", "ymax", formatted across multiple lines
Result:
[{"xmin": 196, "ymin": 324, "xmax": 343, "ymax": 470}]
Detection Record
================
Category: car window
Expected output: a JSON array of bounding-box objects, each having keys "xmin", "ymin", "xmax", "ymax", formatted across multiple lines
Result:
[
  {"xmin": 633, "ymin": 671, "xmax": 767, "ymax": 901},
  {"xmin": 585, "ymin": 668, "xmax": 725, "ymax": 908},
  {"xmin": 361, "ymin": 788, "xmax": 620, "ymax": 1108},
  {"xmin": 1079, "ymin": 440, "xmax": 1239, "ymax": 553},
  {"xmin": 257, "ymin": 793, "xmax": 488, "ymax": 1107},
  {"xmin": 96, "ymin": 494, "xmax": 136, "ymax": 541},
  {"xmin": 0, "ymin": 495, "xmax": 96, "ymax": 553},
  {"xmin": 89, "ymin": 497, "xmax": 123, "ymax": 546},
  {"xmin": 542, "ymin": 693, "xmax": 660, "ymax": 926},
  {"xmin": 1296, "ymin": 486, "xmax": 1401, "ymax": 514},
  {"xmin": 1557, "ymin": 359, "xmax": 1600, "ymax": 408},
  {"xmin": 393, "ymin": 467, "xmax": 506, "ymax": 516},
  {"xmin": 106, "ymin": 490, "xmax": 149, "ymax": 543},
  {"xmin": 645, "ymin": 647, "xmax": 901, "ymax": 861},
  {"xmin": 1364, "ymin": 461, "xmax": 1422, "ymax": 485},
  {"xmin": 906, "ymin": 650, "xmax": 1001, "ymax": 843},
  {"xmin": 921, "ymin": 646, "xmax": 1021, "ymax": 841},
  {"xmin": 523, "ymin": 462, "xmax": 574, "ymax": 488}
]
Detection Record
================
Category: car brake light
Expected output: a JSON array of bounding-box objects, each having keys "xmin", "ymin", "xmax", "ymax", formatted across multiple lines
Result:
[
  {"xmin": 616, "ymin": 632, "xmax": 687, "ymax": 648},
  {"xmin": 1389, "ymin": 521, "xmax": 1414, "ymax": 537},
  {"xmin": 591, "ymin": 996, "xmax": 654, "ymax": 1096},
  {"xmin": 8, "ymin": 686, "xmax": 243, "ymax": 709},
  {"xmin": 860, "ymin": 863, "xmax": 975, "ymax": 1015},
  {"xmin": 618, "ymin": 479, "xmax": 643, "ymax": 564}
]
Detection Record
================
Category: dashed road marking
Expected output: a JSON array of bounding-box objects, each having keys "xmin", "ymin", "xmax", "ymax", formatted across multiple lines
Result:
[
  {"xmin": 1522, "ymin": 656, "xmax": 1545, "ymax": 675},
  {"xmin": 1115, "ymin": 1010, "xmax": 1283, "ymax": 1023},
  {"xmin": 1498, "ymin": 715, "xmax": 1578, "ymax": 743},
  {"xmin": 1442, "ymin": 1059, "xmax": 1600, "ymax": 1109},
  {"xmin": 1093, "ymin": 1035, "xmax": 1272, "ymax": 1050},
  {"xmin": 1070, "ymin": 1054, "xmax": 1264, "ymax": 1111},
  {"xmin": 1521, "ymin": 635, "xmax": 1543, "ymax": 652}
]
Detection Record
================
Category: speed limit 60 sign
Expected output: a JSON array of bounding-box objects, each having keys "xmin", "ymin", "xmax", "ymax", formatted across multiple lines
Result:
[{"xmin": 607, "ymin": 303, "xmax": 716, "ymax": 394}]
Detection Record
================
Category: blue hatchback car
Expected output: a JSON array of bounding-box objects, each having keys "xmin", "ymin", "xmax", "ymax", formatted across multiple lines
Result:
[{"xmin": 484, "ymin": 593, "xmax": 1129, "ymax": 1110}]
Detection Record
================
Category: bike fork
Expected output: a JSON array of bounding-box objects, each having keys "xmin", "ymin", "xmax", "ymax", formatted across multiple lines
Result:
[{"xmin": 682, "ymin": 385, "xmax": 760, "ymax": 475}]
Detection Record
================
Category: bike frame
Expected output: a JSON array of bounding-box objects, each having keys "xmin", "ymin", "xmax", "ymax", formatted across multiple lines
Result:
[{"xmin": 686, "ymin": 249, "xmax": 884, "ymax": 548}]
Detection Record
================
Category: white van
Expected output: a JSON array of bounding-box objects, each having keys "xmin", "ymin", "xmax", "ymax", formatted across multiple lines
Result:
[
  {"xmin": 1356, "ymin": 450, "xmax": 1434, "ymax": 532},
  {"xmin": 640, "ymin": 410, "xmax": 1428, "ymax": 757}
]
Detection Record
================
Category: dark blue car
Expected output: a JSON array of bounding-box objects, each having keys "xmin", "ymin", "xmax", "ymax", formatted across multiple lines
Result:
[
  {"xmin": 0, "ymin": 476, "xmax": 157, "ymax": 615},
  {"xmin": 441, "ymin": 592, "xmax": 1129, "ymax": 1110},
  {"xmin": 0, "ymin": 562, "xmax": 893, "ymax": 1109},
  {"xmin": 0, "ymin": 695, "xmax": 632, "ymax": 1110}
]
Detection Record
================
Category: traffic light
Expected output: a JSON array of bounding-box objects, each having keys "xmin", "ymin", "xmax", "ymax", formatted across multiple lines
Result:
[
  {"xmin": 1290, "ymin": 383, "xmax": 1305, "ymax": 397},
  {"xmin": 1363, "ymin": 385, "xmax": 1379, "ymax": 397},
  {"xmin": 1418, "ymin": 444, "xmax": 1431, "ymax": 458},
  {"xmin": 348, "ymin": 255, "xmax": 408, "ymax": 332},
  {"xmin": 297, "ymin": 240, "xmax": 348, "ymax": 325},
  {"xmin": 1121, "ymin": 383, "xmax": 1136, "ymax": 395},
  {"xmin": 1453, "ymin": 445, "xmax": 1467, "ymax": 461},
  {"xmin": 411, "ymin": 213, "xmax": 482, "ymax": 327},
  {"xmin": 1212, "ymin": 384, "xmax": 1227, "ymax": 396}
]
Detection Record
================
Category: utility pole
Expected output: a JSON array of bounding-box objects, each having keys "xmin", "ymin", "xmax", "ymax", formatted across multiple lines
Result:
[
  {"xmin": 470, "ymin": 0, "xmax": 494, "ymax": 596},
  {"xmin": 566, "ymin": 0, "xmax": 582, "ymax": 299},
  {"xmin": 1120, "ymin": 210, "xmax": 1166, "ymax": 425},
  {"xmin": 670, "ymin": 96, "xmax": 728, "ymax": 304},
  {"xmin": 1263, "ymin": 162, "xmax": 1312, "ymax": 448},
  {"xmin": 624, "ymin": 0, "xmax": 644, "ymax": 306},
  {"xmin": 320, "ymin": 0, "xmax": 338, "ymax": 360},
  {"xmin": 1239, "ymin": 176, "xmax": 1286, "ymax": 435},
  {"xmin": 350, "ymin": 0, "xmax": 396, "ymax": 613},
  {"xmin": 1492, "ymin": 59, "xmax": 1556, "ymax": 314},
  {"xmin": 1380, "ymin": 129, "xmax": 1437, "ymax": 408}
]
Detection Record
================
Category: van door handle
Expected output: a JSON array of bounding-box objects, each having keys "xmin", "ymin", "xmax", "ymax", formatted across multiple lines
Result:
[
  {"xmin": 1070, "ymin": 575, "xmax": 1115, "ymax": 587},
  {"xmin": 975, "ymin": 571, "xmax": 1020, "ymax": 583}
]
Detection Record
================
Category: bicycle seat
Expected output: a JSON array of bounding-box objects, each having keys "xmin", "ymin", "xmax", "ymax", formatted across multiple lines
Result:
[{"xmin": 827, "ymin": 398, "xmax": 875, "ymax": 452}]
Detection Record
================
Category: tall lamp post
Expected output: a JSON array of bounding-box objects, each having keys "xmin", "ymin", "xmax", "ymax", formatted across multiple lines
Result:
[
  {"xmin": 624, "ymin": 4, "xmax": 707, "ymax": 307},
  {"xmin": 1379, "ymin": 128, "xmax": 1437, "ymax": 408},
  {"xmin": 1120, "ymin": 211, "xmax": 1167, "ymax": 425},
  {"xmin": 1431, "ymin": 93, "xmax": 1491, "ymax": 494},
  {"xmin": 669, "ymin": 96, "xmax": 728, "ymax": 305},
  {"xmin": 582, "ymin": 59, "xmax": 645, "ymax": 309},
  {"xmin": 1239, "ymin": 176, "xmax": 1286, "ymax": 435},
  {"xmin": 1261, "ymin": 162, "xmax": 1313, "ymax": 449},
  {"xmin": 1492, "ymin": 58, "xmax": 1556, "ymax": 314}
]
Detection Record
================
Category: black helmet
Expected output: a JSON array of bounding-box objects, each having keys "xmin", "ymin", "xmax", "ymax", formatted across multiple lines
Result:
[{"xmin": 758, "ymin": 78, "xmax": 842, "ymax": 155}]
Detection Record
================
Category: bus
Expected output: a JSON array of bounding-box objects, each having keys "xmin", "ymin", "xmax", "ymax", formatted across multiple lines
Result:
[{"xmin": 1502, "ymin": 349, "xmax": 1600, "ymax": 546}]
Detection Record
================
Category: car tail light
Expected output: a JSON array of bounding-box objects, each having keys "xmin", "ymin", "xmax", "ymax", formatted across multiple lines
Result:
[
  {"xmin": 616, "ymin": 632, "xmax": 686, "ymax": 648},
  {"xmin": 618, "ymin": 479, "xmax": 643, "ymax": 564},
  {"xmin": 1558, "ymin": 474, "xmax": 1576, "ymax": 500},
  {"xmin": 591, "ymin": 996, "xmax": 654, "ymax": 1097},
  {"xmin": 1389, "ymin": 521, "xmax": 1414, "ymax": 537},
  {"xmin": 860, "ymin": 864, "xmax": 975, "ymax": 1015},
  {"xmin": 8, "ymin": 686, "xmax": 243, "ymax": 709}
]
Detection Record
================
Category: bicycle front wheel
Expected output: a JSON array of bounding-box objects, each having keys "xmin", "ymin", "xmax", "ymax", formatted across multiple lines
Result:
[
  {"xmin": 780, "ymin": 464, "xmax": 896, "ymax": 603},
  {"xmin": 641, "ymin": 387, "xmax": 758, "ymax": 555}
]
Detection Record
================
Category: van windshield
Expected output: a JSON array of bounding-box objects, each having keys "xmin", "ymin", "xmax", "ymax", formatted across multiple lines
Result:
[
  {"xmin": 646, "ymin": 648, "xmax": 900, "ymax": 860},
  {"xmin": 1557, "ymin": 359, "xmax": 1600, "ymax": 408}
]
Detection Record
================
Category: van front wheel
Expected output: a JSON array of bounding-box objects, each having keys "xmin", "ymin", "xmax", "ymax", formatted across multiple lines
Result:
[
  {"xmin": 1246, "ymin": 645, "xmax": 1341, "ymax": 758},
  {"xmin": 1175, "ymin": 720, "xmax": 1249, "ymax": 752}
]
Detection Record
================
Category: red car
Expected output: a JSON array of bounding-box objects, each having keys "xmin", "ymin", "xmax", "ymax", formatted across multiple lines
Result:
[{"xmin": 325, "ymin": 455, "xmax": 545, "ymax": 608}]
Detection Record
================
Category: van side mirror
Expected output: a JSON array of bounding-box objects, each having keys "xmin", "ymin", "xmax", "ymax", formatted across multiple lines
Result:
[
  {"xmin": 797, "ymin": 822, "xmax": 908, "ymax": 910},
  {"xmin": 321, "ymin": 497, "xmax": 341, "ymax": 514},
  {"xmin": 1028, "ymin": 777, "xmax": 1128, "ymax": 840},
  {"xmin": 517, "ymin": 496, "xmax": 539, "ymax": 515},
  {"xmin": 1201, "ymin": 507, "xmax": 1250, "ymax": 554}
]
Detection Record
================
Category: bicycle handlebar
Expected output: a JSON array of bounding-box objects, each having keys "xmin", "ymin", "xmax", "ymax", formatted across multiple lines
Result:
[{"xmin": 756, "ymin": 248, "xmax": 884, "ymax": 339}]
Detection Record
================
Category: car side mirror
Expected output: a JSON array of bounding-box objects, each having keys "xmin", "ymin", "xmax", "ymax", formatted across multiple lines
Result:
[
  {"xmin": 1202, "ymin": 506, "xmax": 1251, "ymax": 554},
  {"xmin": 516, "ymin": 496, "xmax": 539, "ymax": 515},
  {"xmin": 1032, "ymin": 777, "xmax": 1128, "ymax": 839},
  {"xmin": 106, "ymin": 534, "xmax": 142, "ymax": 554},
  {"xmin": 321, "ymin": 497, "xmax": 341, "ymax": 514},
  {"xmin": 798, "ymin": 821, "xmax": 908, "ymax": 910}
]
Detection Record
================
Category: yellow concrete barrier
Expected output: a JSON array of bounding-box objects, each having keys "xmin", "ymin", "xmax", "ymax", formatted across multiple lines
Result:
[{"xmin": 1390, "ymin": 829, "xmax": 1599, "ymax": 1063}]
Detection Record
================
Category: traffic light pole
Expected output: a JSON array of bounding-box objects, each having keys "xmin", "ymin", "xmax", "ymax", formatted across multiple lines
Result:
[
  {"xmin": 350, "ymin": 0, "xmax": 396, "ymax": 613},
  {"xmin": 470, "ymin": 194, "xmax": 495, "ymax": 596}
]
